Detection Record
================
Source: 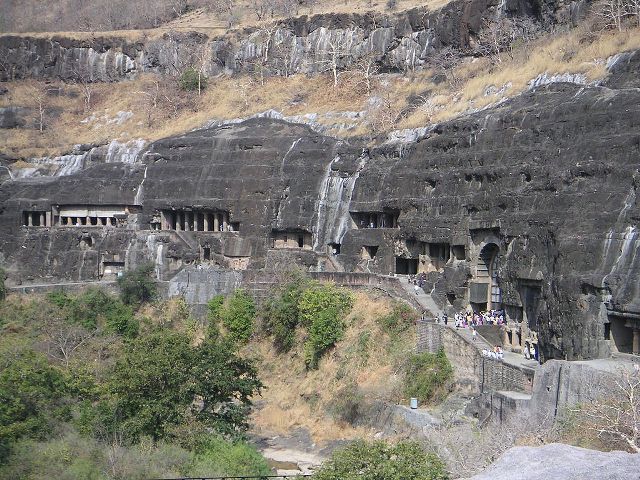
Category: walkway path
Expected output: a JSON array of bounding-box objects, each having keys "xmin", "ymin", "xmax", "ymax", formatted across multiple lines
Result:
[{"xmin": 398, "ymin": 277, "xmax": 443, "ymax": 317}]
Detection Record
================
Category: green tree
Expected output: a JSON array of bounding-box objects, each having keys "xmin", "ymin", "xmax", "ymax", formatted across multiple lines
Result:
[
  {"xmin": 117, "ymin": 264, "xmax": 157, "ymax": 305},
  {"xmin": 312, "ymin": 440, "xmax": 448, "ymax": 480},
  {"xmin": 179, "ymin": 67, "xmax": 208, "ymax": 92},
  {"xmin": 298, "ymin": 283, "xmax": 353, "ymax": 328},
  {"xmin": 0, "ymin": 351, "xmax": 69, "ymax": 463},
  {"xmin": 298, "ymin": 283, "xmax": 353, "ymax": 369},
  {"xmin": 221, "ymin": 290, "xmax": 256, "ymax": 344},
  {"xmin": 261, "ymin": 280, "xmax": 306, "ymax": 352},
  {"xmin": 108, "ymin": 329, "xmax": 262, "ymax": 442}
]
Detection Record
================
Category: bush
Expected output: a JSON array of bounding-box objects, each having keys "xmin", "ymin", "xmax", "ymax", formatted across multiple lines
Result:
[
  {"xmin": 377, "ymin": 302, "xmax": 418, "ymax": 335},
  {"xmin": 221, "ymin": 290, "xmax": 256, "ymax": 344},
  {"xmin": 206, "ymin": 294, "xmax": 225, "ymax": 340},
  {"xmin": 298, "ymin": 283, "xmax": 353, "ymax": 328},
  {"xmin": 305, "ymin": 306, "xmax": 345, "ymax": 369},
  {"xmin": 46, "ymin": 288, "xmax": 138, "ymax": 337},
  {"xmin": 0, "ymin": 351, "xmax": 69, "ymax": 463},
  {"xmin": 179, "ymin": 67, "xmax": 208, "ymax": 92},
  {"xmin": 117, "ymin": 264, "xmax": 157, "ymax": 305},
  {"xmin": 261, "ymin": 281, "xmax": 306, "ymax": 352},
  {"xmin": 312, "ymin": 440, "xmax": 448, "ymax": 480},
  {"xmin": 328, "ymin": 382, "xmax": 364, "ymax": 425},
  {"xmin": 299, "ymin": 284, "xmax": 353, "ymax": 369},
  {"xmin": 403, "ymin": 349, "xmax": 453, "ymax": 404},
  {"xmin": 188, "ymin": 436, "xmax": 271, "ymax": 477}
]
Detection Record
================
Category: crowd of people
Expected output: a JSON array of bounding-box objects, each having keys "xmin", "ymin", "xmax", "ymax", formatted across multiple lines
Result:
[{"xmin": 453, "ymin": 309, "xmax": 505, "ymax": 328}]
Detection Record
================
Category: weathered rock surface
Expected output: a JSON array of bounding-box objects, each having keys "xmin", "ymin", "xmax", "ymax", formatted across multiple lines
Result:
[
  {"xmin": 467, "ymin": 443, "xmax": 640, "ymax": 480},
  {"xmin": 1, "ymin": 49, "xmax": 639, "ymax": 364},
  {"xmin": 0, "ymin": 0, "xmax": 584, "ymax": 82}
]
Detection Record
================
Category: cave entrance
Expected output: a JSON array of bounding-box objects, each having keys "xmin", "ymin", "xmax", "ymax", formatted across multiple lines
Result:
[
  {"xmin": 395, "ymin": 257, "xmax": 418, "ymax": 275},
  {"xmin": 203, "ymin": 247, "xmax": 211, "ymax": 261},
  {"xmin": 328, "ymin": 243, "xmax": 341, "ymax": 255},
  {"xmin": 475, "ymin": 243, "xmax": 501, "ymax": 310},
  {"xmin": 609, "ymin": 314, "xmax": 640, "ymax": 355}
]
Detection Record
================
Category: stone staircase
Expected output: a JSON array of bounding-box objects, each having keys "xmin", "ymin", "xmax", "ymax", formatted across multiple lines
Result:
[
  {"xmin": 398, "ymin": 277, "xmax": 443, "ymax": 317},
  {"xmin": 171, "ymin": 230, "xmax": 199, "ymax": 251}
]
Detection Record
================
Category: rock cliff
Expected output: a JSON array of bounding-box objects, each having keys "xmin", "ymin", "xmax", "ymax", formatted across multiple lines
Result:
[
  {"xmin": 1, "ymin": 46, "xmax": 639, "ymax": 362},
  {"xmin": 0, "ymin": 0, "xmax": 587, "ymax": 82}
]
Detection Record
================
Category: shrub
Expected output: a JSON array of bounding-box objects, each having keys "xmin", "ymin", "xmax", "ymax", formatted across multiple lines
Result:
[
  {"xmin": 188, "ymin": 436, "xmax": 271, "ymax": 477},
  {"xmin": 206, "ymin": 294, "xmax": 225, "ymax": 340},
  {"xmin": 117, "ymin": 264, "xmax": 157, "ymax": 305},
  {"xmin": 377, "ymin": 302, "xmax": 418, "ymax": 335},
  {"xmin": 46, "ymin": 288, "xmax": 138, "ymax": 337},
  {"xmin": 0, "ymin": 351, "xmax": 69, "ymax": 463},
  {"xmin": 312, "ymin": 440, "xmax": 448, "ymax": 480},
  {"xmin": 298, "ymin": 283, "xmax": 353, "ymax": 328},
  {"xmin": 328, "ymin": 382, "xmax": 364, "ymax": 425},
  {"xmin": 179, "ymin": 67, "xmax": 208, "ymax": 92},
  {"xmin": 403, "ymin": 349, "xmax": 453, "ymax": 404},
  {"xmin": 299, "ymin": 284, "xmax": 353, "ymax": 369},
  {"xmin": 305, "ymin": 306, "xmax": 345, "ymax": 369},
  {"xmin": 221, "ymin": 290, "xmax": 256, "ymax": 344},
  {"xmin": 261, "ymin": 281, "xmax": 306, "ymax": 352}
]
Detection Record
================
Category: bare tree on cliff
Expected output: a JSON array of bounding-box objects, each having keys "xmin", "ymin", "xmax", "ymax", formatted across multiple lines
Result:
[
  {"xmin": 26, "ymin": 83, "xmax": 48, "ymax": 134},
  {"xmin": 71, "ymin": 67, "xmax": 95, "ymax": 113},
  {"xmin": 313, "ymin": 29, "xmax": 357, "ymax": 88},
  {"xmin": 428, "ymin": 45, "xmax": 462, "ymax": 87},
  {"xmin": 573, "ymin": 366, "xmax": 640, "ymax": 452},
  {"xmin": 342, "ymin": 52, "xmax": 380, "ymax": 95},
  {"xmin": 628, "ymin": 0, "xmax": 640, "ymax": 27},
  {"xmin": 594, "ymin": 0, "xmax": 629, "ymax": 30}
]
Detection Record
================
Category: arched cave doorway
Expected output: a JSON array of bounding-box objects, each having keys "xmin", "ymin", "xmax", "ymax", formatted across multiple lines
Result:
[{"xmin": 476, "ymin": 243, "xmax": 501, "ymax": 310}]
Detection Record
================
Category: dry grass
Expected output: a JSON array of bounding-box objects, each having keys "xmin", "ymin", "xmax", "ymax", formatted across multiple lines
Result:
[
  {"xmin": 2, "ymin": 25, "xmax": 638, "ymax": 161},
  {"xmin": 400, "ymin": 26, "xmax": 640, "ymax": 128},
  {"xmin": 247, "ymin": 290, "xmax": 413, "ymax": 445},
  {"xmin": 0, "ymin": 0, "xmax": 451, "ymax": 39}
]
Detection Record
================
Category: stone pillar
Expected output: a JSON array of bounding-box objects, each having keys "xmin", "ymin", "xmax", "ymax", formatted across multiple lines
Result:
[
  {"xmin": 204, "ymin": 213, "xmax": 209, "ymax": 232},
  {"xmin": 634, "ymin": 328, "xmax": 640, "ymax": 356},
  {"xmin": 222, "ymin": 212, "xmax": 228, "ymax": 232},
  {"xmin": 193, "ymin": 212, "xmax": 198, "ymax": 232},
  {"xmin": 27, "ymin": 212, "xmax": 33, "ymax": 227},
  {"xmin": 160, "ymin": 211, "xmax": 167, "ymax": 230},
  {"xmin": 46, "ymin": 212, "xmax": 52, "ymax": 227},
  {"xmin": 176, "ymin": 212, "xmax": 183, "ymax": 231},
  {"xmin": 214, "ymin": 214, "xmax": 220, "ymax": 232},
  {"xmin": 40, "ymin": 213, "xmax": 45, "ymax": 226},
  {"xmin": 502, "ymin": 328, "xmax": 511, "ymax": 348}
]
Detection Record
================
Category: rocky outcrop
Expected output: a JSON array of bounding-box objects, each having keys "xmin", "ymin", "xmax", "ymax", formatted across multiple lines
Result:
[
  {"xmin": 1, "ymin": 50, "xmax": 639, "ymax": 364},
  {"xmin": 468, "ymin": 443, "xmax": 640, "ymax": 480},
  {"xmin": 0, "ymin": 0, "xmax": 585, "ymax": 82}
]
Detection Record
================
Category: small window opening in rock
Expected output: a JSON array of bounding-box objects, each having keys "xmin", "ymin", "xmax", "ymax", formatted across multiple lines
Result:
[
  {"xmin": 298, "ymin": 235, "xmax": 304, "ymax": 248},
  {"xmin": 362, "ymin": 245, "xmax": 378, "ymax": 259},
  {"xmin": 604, "ymin": 322, "xmax": 611, "ymax": 340},
  {"xmin": 203, "ymin": 247, "xmax": 211, "ymax": 261},
  {"xmin": 328, "ymin": 243, "xmax": 341, "ymax": 255},
  {"xmin": 230, "ymin": 222, "xmax": 240, "ymax": 232},
  {"xmin": 447, "ymin": 293, "xmax": 456, "ymax": 305},
  {"xmin": 451, "ymin": 245, "xmax": 465, "ymax": 260}
]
